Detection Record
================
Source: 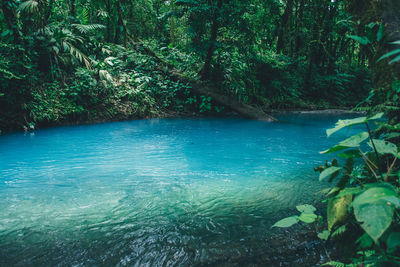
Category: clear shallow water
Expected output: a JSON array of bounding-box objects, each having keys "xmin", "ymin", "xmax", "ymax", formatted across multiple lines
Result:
[{"xmin": 0, "ymin": 114, "xmax": 359, "ymax": 266}]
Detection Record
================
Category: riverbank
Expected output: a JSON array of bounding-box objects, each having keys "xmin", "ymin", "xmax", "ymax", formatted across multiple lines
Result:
[{"xmin": 0, "ymin": 106, "xmax": 360, "ymax": 135}]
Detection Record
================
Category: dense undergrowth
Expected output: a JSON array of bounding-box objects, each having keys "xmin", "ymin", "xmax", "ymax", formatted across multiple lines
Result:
[
  {"xmin": 1, "ymin": 0, "xmax": 381, "ymax": 133},
  {"xmin": 0, "ymin": 37, "xmax": 371, "ymax": 132}
]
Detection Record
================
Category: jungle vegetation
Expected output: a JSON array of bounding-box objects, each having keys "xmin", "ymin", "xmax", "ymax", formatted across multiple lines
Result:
[
  {"xmin": 2, "ymin": 0, "xmax": 398, "ymax": 132},
  {"xmin": 1, "ymin": 0, "xmax": 400, "ymax": 265}
]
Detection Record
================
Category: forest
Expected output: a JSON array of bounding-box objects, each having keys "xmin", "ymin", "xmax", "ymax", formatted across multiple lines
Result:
[
  {"xmin": 1, "ymin": 0, "xmax": 400, "ymax": 266},
  {"xmin": 2, "ymin": 0, "xmax": 399, "ymax": 131}
]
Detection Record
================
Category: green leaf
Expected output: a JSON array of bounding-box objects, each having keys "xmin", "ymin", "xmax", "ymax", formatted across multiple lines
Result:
[
  {"xmin": 390, "ymin": 40, "xmax": 400, "ymax": 45},
  {"xmin": 387, "ymin": 232, "xmax": 400, "ymax": 251},
  {"xmin": 349, "ymin": 35, "xmax": 371, "ymax": 45},
  {"xmin": 321, "ymin": 132, "xmax": 369, "ymax": 154},
  {"xmin": 377, "ymin": 23, "xmax": 385, "ymax": 42},
  {"xmin": 386, "ymin": 132, "xmax": 400, "ymax": 140},
  {"xmin": 298, "ymin": 212, "xmax": 317, "ymax": 223},
  {"xmin": 327, "ymin": 195, "xmax": 352, "ymax": 231},
  {"xmin": 382, "ymin": 196, "xmax": 400, "ymax": 208},
  {"xmin": 272, "ymin": 216, "xmax": 299, "ymax": 228},
  {"xmin": 356, "ymin": 233, "xmax": 374, "ymax": 249},
  {"xmin": 296, "ymin": 204, "xmax": 316, "ymax": 214},
  {"xmin": 318, "ymin": 230, "xmax": 329, "ymax": 240},
  {"xmin": 320, "ymin": 145, "xmax": 348, "ymax": 154},
  {"xmin": 319, "ymin": 166, "xmax": 341, "ymax": 181},
  {"xmin": 389, "ymin": 54, "xmax": 400, "ymax": 64},
  {"xmin": 377, "ymin": 49, "xmax": 400, "ymax": 62},
  {"xmin": 326, "ymin": 116, "xmax": 367, "ymax": 136},
  {"xmin": 353, "ymin": 185, "xmax": 397, "ymax": 205},
  {"xmin": 338, "ymin": 149, "xmax": 362, "ymax": 159},
  {"xmin": 367, "ymin": 112, "xmax": 384, "ymax": 120},
  {"xmin": 334, "ymin": 187, "xmax": 364, "ymax": 198},
  {"xmin": 322, "ymin": 261, "xmax": 345, "ymax": 267},
  {"xmin": 331, "ymin": 225, "xmax": 347, "ymax": 238},
  {"xmin": 392, "ymin": 80, "xmax": 400, "ymax": 92},
  {"xmin": 354, "ymin": 203, "xmax": 394, "ymax": 243},
  {"xmin": 339, "ymin": 132, "xmax": 369, "ymax": 147},
  {"xmin": 365, "ymin": 22, "xmax": 376, "ymax": 30},
  {"xmin": 352, "ymin": 186, "xmax": 397, "ymax": 242},
  {"xmin": 368, "ymin": 139, "xmax": 398, "ymax": 156}
]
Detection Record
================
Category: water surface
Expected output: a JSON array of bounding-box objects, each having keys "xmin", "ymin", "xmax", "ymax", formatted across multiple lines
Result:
[{"xmin": 0, "ymin": 114, "xmax": 358, "ymax": 266}]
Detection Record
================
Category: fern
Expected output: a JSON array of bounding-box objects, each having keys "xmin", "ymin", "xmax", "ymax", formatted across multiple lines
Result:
[
  {"xmin": 97, "ymin": 9, "xmax": 108, "ymax": 18},
  {"xmin": 331, "ymin": 225, "xmax": 347, "ymax": 238},
  {"xmin": 64, "ymin": 41, "xmax": 92, "ymax": 70},
  {"xmin": 71, "ymin": 24, "xmax": 106, "ymax": 34},
  {"xmin": 18, "ymin": 0, "xmax": 39, "ymax": 13},
  {"xmin": 322, "ymin": 260, "xmax": 346, "ymax": 267}
]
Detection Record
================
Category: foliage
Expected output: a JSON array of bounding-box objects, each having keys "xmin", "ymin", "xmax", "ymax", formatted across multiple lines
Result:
[
  {"xmin": 0, "ymin": 0, "xmax": 380, "ymax": 132},
  {"xmin": 274, "ymin": 111, "xmax": 400, "ymax": 264},
  {"xmin": 317, "ymin": 113, "xmax": 400, "ymax": 265},
  {"xmin": 378, "ymin": 41, "xmax": 400, "ymax": 64},
  {"xmin": 272, "ymin": 204, "xmax": 318, "ymax": 228}
]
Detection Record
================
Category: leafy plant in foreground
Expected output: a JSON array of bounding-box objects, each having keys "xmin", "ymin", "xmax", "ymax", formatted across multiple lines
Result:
[
  {"xmin": 272, "ymin": 204, "xmax": 319, "ymax": 228},
  {"xmin": 274, "ymin": 112, "xmax": 400, "ymax": 265}
]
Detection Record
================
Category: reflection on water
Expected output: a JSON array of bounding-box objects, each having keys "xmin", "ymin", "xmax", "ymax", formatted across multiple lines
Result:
[{"xmin": 0, "ymin": 114, "xmax": 359, "ymax": 266}]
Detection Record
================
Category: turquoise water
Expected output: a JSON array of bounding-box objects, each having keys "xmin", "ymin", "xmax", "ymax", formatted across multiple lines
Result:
[{"xmin": 0, "ymin": 114, "xmax": 358, "ymax": 266}]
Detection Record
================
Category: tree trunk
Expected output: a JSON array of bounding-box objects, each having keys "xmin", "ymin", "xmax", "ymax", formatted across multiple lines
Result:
[
  {"xmin": 294, "ymin": 0, "xmax": 305, "ymax": 55},
  {"xmin": 105, "ymin": 0, "xmax": 112, "ymax": 42},
  {"xmin": 200, "ymin": 0, "xmax": 223, "ymax": 80},
  {"xmin": 276, "ymin": 0, "xmax": 293, "ymax": 54},
  {"xmin": 115, "ymin": 0, "xmax": 127, "ymax": 46},
  {"xmin": 304, "ymin": 0, "xmax": 328, "ymax": 88}
]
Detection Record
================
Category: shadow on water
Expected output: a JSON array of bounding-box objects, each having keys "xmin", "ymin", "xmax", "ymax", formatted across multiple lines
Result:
[{"xmin": 0, "ymin": 114, "xmax": 361, "ymax": 266}]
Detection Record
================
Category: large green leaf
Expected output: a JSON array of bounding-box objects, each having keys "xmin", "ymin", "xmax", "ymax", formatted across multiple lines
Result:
[
  {"xmin": 327, "ymin": 195, "xmax": 352, "ymax": 232},
  {"xmin": 326, "ymin": 113, "xmax": 384, "ymax": 137},
  {"xmin": 353, "ymin": 203, "xmax": 394, "ymax": 243},
  {"xmin": 319, "ymin": 166, "xmax": 341, "ymax": 181},
  {"xmin": 377, "ymin": 23, "xmax": 385, "ymax": 42},
  {"xmin": 389, "ymin": 54, "xmax": 400, "ymax": 64},
  {"xmin": 383, "ymin": 196, "xmax": 400, "ymax": 208},
  {"xmin": 334, "ymin": 187, "xmax": 364, "ymax": 198},
  {"xmin": 352, "ymin": 186, "xmax": 397, "ymax": 242},
  {"xmin": 318, "ymin": 230, "xmax": 329, "ymax": 240},
  {"xmin": 377, "ymin": 49, "xmax": 400, "ymax": 62},
  {"xmin": 368, "ymin": 139, "xmax": 398, "ymax": 156},
  {"xmin": 326, "ymin": 116, "xmax": 367, "ymax": 137},
  {"xmin": 338, "ymin": 149, "xmax": 362, "ymax": 159},
  {"xmin": 387, "ymin": 232, "xmax": 400, "ymax": 251},
  {"xmin": 320, "ymin": 132, "xmax": 369, "ymax": 154},
  {"xmin": 349, "ymin": 35, "xmax": 371, "ymax": 45},
  {"xmin": 367, "ymin": 112, "xmax": 385, "ymax": 121},
  {"xmin": 356, "ymin": 233, "xmax": 374, "ymax": 248},
  {"xmin": 296, "ymin": 204, "xmax": 316, "ymax": 214},
  {"xmin": 272, "ymin": 216, "xmax": 299, "ymax": 228},
  {"xmin": 339, "ymin": 132, "xmax": 369, "ymax": 147},
  {"xmin": 298, "ymin": 212, "xmax": 317, "ymax": 223},
  {"xmin": 353, "ymin": 185, "xmax": 397, "ymax": 205}
]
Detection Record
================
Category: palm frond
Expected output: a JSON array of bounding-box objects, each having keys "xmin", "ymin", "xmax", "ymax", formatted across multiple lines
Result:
[
  {"xmin": 64, "ymin": 41, "xmax": 92, "ymax": 70},
  {"xmin": 71, "ymin": 24, "xmax": 106, "ymax": 34},
  {"xmin": 18, "ymin": 0, "xmax": 39, "ymax": 13},
  {"xmin": 97, "ymin": 9, "xmax": 108, "ymax": 18}
]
